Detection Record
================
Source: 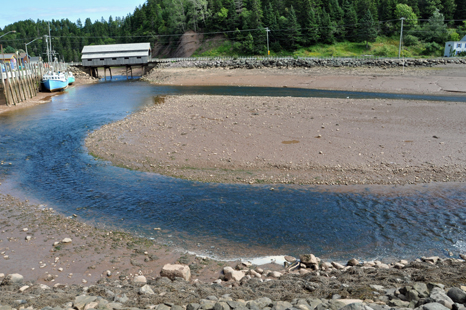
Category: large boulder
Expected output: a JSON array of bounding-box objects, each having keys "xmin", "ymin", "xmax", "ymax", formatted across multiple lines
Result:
[
  {"xmin": 430, "ymin": 287, "xmax": 454, "ymax": 309},
  {"xmin": 160, "ymin": 264, "xmax": 191, "ymax": 281},
  {"xmin": 447, "ymin": 288, "xmax": 466, "ymax": 304},
  {"xmin": 223, "ymin": 267, "xmax": 245, "ymax": 282},
  {"xmin": 1, "ymin": 273, "xmax": 24, "ymax": 286}
]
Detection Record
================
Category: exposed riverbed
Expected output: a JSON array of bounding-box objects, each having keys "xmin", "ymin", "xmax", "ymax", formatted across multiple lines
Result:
[{"xmin": 1, "ymin": 76, "xmax": 466, "ymax": 265}]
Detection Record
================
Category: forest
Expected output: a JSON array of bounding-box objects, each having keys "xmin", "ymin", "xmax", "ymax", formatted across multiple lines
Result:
[{"xmin": 0, "ymin": 0, "xmax": 465, "ymax": 62}]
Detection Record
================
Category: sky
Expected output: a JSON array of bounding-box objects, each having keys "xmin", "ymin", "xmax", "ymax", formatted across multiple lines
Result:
[{"xmin": 0, "ymin": 0, "xmax": 146, "ymax": 29}]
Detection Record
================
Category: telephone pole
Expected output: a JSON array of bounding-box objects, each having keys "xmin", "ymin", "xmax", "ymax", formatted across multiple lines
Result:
[
  {"xmin": 265, "ymin": 27, "xmax": 270, "ymax": 56},
  {"xmin": 398, "ymin": 17, "xmax": 405, "ymax": 59}
]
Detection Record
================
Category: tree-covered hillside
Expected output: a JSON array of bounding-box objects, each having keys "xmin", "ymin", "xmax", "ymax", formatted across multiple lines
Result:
[{"xmin": 0, "ymin": 0, "xmax": 464, "ymax": 61}]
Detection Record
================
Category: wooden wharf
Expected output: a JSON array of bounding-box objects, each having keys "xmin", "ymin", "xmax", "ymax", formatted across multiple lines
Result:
[{"xmin": 0, "ymin": 62, "xmax": 67, "ymax": 106}]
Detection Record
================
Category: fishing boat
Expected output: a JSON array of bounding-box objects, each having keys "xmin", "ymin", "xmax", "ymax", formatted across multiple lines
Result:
[
  {"xmin": 42, "ymin": 71, "xmax": 68, "ymax": 92},
  {"xmin": 67, "ymin": 72, "xmax": 75, "ymax": 85}
]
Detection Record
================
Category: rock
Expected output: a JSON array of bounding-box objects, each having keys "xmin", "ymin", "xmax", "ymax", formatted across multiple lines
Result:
[
  {"xmin": 285, "ymin": 255, "xmax": 297, "ymax": 262},
  {"xmin": 422, "ymin": 303, "xmax": 451, "ymax": 310},
  {"xmin": 271, "ymin": 301, "xmax": 293, "ymax": 310},
  {"xmin": 157, "ymin": 305, "xmax": 171, "ymax": 310},
  {"xmin": 394, "ymin": 263, "xmax": 405, "ymax": 269},
  {"xmin": 139, "ymin": 284, "xmax": 155, "ymax": 295},
  {"xmin": 250, "ymin": 298, "xmax": 272, "ymax": 309},
  {"xmin": 270, "ymin": 271, "xmax": 282, "ymax": 278},
  {"xmin": 214, "ymin": 302, "xmax": 231, "ymax": 310},
  {"xmin": 388, "ymin": 300, "xmax": 410, "ymax": 308},
  {"xmin": 84, "ymin": 302, "xmax": 99, "ymax": 310},
  {"xmin": 223, "ymin": 267, "xmax": 245, "ymax": 282},
  {"xmin": 114, "ymin": 293, "xmax": 129, "ymax": 303},
  {"xmin": 332, "ymin": 262, "xmax": 345, "ymax": 269},
  {"xmin": 347, "ymin": 258, "xmax": 359, "ymax": 266},
  {"xmin": 161, "ymin": 264, "xmax": 191, "ymax": 281},
  {"xmin": 19, "ymin": 285, "xmax": 29, "ymax": 292},
  {"xmin": 430, "ymin": 287, "xmax": 454, "ymax": 309},
  {"xmin": 1, "ymin": 273, "xmax": 24, "ymax": 285},
  {"xmin": 39, "ymin": 284, "xmax": 51, "ymax": 290},
  {"xmin": 337, "ymin": 300, "xmax": 364, "ymax": 306},
  {"xmin": 339, "ymin": 303, "xmax": 373, "ymax": 310},
  {"xmin": 423, "ymin": 256, "xmax": 440, "ymax": 264},
  {"xmin": 447, "ymin": 288, "xmax": 466, "ymax": 304},
  {"xmin": 187, "ymin": 304, "xmax": 201, "ymax": 310},
  {"xmin": 300, "ymin": 254, "xmax": 318, "ymax": 266},
  {"xmin": 134, "ymin": 275, "xmax": 147, "ymax": 284},
  {"xmin": 414, "ymin": 283, "xmax": 430, "ymax": 298},
  {"xmin": 74, "ymin": 295, "xmax": 98, "ymax": 310},
  {"xmin": 61, "ymin": 238, "xmax": 72, "ymax": 243},
  {"xmin": 370, "ymin": 285, "xmax": 385, "ymax": 291}
]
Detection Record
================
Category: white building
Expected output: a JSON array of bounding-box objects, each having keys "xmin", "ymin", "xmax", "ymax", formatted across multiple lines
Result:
[{"xmin": 444, "ymin": 35, "xmax": 466, "ymax": 57}]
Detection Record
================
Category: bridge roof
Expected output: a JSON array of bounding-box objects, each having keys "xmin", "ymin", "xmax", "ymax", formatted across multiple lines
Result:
[
  {"xmin": 82, "ymin": 51, "xmax": 148, "ymax": 59},
  {"xmin": 81, "ymin": 43, "xmax": 150, "ymax": 58}
]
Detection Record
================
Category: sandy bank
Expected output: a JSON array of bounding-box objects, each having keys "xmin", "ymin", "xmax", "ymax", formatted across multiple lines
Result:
[
  {"xmin": 85, "ymin": 95, "xmax": 466, "ymax": 185},
  {"xmin": 142, "ymin": 64, "xmax": 466, "ymax": 95}
]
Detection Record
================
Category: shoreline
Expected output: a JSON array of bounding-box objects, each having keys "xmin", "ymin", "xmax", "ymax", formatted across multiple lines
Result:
[{"xmin": 141, "ymin": 64, "xmax": 466, "ymax": 95}]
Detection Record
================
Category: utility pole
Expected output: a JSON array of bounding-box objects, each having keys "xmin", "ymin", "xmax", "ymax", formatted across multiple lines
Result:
[
  {"xmin": 398, "ymin": 17, "xmax": 405, "ymax": 59},
  {"xmin": 265, "ymin": 27, "xmax": 270, "ymax": 56}
]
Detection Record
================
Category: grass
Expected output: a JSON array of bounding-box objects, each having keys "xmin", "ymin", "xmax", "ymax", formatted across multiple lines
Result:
[{"xmin": 193, "ymin": 35, "xmax": 444, "ymax": 58}]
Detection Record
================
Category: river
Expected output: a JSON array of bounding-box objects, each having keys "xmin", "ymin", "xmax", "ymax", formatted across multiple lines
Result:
[{"xmin": 1, "ymin": 77, "xmax": 466, "ymax": 262}]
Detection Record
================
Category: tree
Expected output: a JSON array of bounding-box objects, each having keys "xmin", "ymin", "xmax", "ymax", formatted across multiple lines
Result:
[
  {"xmin": 301, "ymin": 0, "xmax": 320, "ymax": 44},
  {"xmin": 343, "ymin": 0, "xmax": 358, "ymax": 41},
  {"xmin": 394, "ymin": 4, "xmax": 418, "ymax": 30},
  {"xmin": 418, "ymin": 9, "xmax": 447, "ymax": 44},
  {"xmin": 359, "ymin": 10, "xmax": 377, "ymax": 49},
  {"xmin": 3, "ymin": 46, "xmax": 16, "ymax": 53},
  {"xmin": 441, "ymin": 0, "xmax": 456, "ymax": 21},
  {"xmin": 286, "ymin": 5, "xmax": 301, "ymax": 49},
  {"xmin": 419, "ymin": 0, "xmax": 442, "ymax": 19},
  {"xmin": 320, "ymin": 8, "xmax": 336, "ymax": 44}
]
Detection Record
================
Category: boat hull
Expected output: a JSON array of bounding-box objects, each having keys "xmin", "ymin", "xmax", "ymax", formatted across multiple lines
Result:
[
  {"xmin": 68, "ymin": 77, "xmax": 75, "ymax": 85},
  {"xmin": 43, "ymin": 79, "xmax": 68, "ymax": 92}
]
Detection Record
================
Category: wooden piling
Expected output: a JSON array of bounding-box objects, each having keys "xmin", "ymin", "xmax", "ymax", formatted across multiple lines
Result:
[{"xmin": 1, "ymin": 62, "xmax": 70, "ymax": 106}]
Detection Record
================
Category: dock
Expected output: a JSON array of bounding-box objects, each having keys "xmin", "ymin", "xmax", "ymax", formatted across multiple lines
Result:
[{"xmin": 0, "ymin": 62, "xmax": 67, "ymax": 106}]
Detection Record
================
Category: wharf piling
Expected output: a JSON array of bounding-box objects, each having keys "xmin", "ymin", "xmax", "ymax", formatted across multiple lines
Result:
[{"xmin": 0, "ymin": 62, "xmax": 66, "ymax": 106}]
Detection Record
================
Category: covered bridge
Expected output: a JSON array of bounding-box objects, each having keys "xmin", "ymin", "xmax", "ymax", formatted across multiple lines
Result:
[{"xmin": 81, "ymin": 43, "xmax": 151, "ymax": 78}]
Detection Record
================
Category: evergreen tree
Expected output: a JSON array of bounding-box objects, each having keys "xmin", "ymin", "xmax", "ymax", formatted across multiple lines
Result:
[
  {"xmin": 454, "ymin": 0, "xmax": 466, "ymax": 21},
  {"xmin": 418, "ymin": 9, "xmax": 447, "ymax": 43},
  {"xmin": 359, "ymin": 9, "xmax": 377, "ymax": 48},
  {"xmin": 419, "ymin": 0, "xmax": 442, "ymax": 19},
  {"xmin": 343, "ymin": 0, "xmax": 358, "ymax": 41},
  {"xmin": 302, "ymin": 0, "xmax": 320, "ymax": 44},
  {"xmin": 286, "ymin": 5, "xmax": 302, "ymax": 49},
  {"xmin": 320, "ymin": 8, "xmax": 336, "ymax": 44},
  {"xmin": 441, "ymin": 0, "xmax": 456, "ymax": 21}
]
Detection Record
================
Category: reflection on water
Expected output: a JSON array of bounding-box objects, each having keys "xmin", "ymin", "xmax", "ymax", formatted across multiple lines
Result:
[{"xmin": 1, "ymin": 77, "xmax": 466, "ymax": 262}]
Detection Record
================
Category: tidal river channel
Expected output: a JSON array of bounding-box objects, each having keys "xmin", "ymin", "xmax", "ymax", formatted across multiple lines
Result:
[{"xmin": 1, "ymin": 77, "xmax": 466, "ymax": 262}]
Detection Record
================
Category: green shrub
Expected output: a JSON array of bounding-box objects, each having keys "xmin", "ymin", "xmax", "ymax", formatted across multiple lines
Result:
[
  {"xmin": 422, "ymin": 42, "xmax": 442, "ymax": 56},
  {"xmin": 403, "ymin": 35, "xmax": 419, "ymax": 46}
]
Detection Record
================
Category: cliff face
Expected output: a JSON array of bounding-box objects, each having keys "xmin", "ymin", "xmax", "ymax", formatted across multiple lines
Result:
[
  {"xmin": 152, "ymin": 31, "xmax": 204, "ymax": 58},
  {"xmin": 152, "ymin": 31, "xmax": 227, "ymax": 58}
]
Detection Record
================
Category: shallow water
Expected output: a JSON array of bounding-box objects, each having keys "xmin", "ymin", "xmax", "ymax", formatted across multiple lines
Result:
[{"xmin": 1, "ymin": 77, "xmax": 466, "ymax": 262}]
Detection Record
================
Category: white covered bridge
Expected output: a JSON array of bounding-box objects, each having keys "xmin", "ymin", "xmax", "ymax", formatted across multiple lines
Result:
[{"xmin": 81, "ymin": 43, "xmax": 152, "ymax": 78}]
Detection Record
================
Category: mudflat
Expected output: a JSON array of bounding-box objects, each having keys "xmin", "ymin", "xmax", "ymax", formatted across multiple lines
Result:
[{"xmin": 86, "ymin": 65, "xmax": 466, "ymax": 185}]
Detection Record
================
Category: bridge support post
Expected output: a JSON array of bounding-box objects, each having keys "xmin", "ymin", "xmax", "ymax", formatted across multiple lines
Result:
[{"xmin": 109, "ymin": 67, "xmax": 112, "ymax": 79}]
